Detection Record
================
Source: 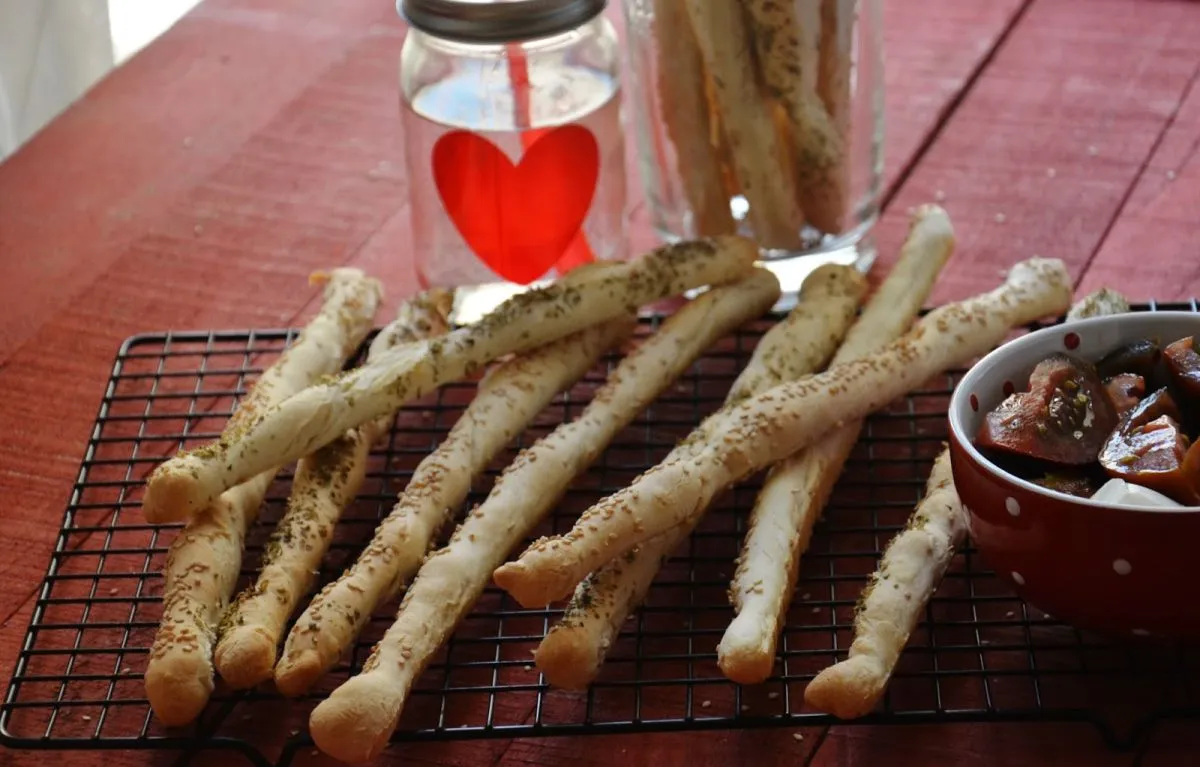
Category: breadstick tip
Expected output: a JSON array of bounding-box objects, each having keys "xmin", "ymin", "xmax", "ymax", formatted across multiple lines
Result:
[
  {"xmin": 715, "ymin": 613, "xmax": 777, "ymax": 684},
  {"xmin": 803, "ymin": 654, "xmax": 887, "ymax": 719},
  {"xmin": 212, "ymin": 626, "xmax": 277, "ymax": 690},
  {"xmin": 142, "ymin": 460, "xmax": 210, "ymax": 523},
  {"xmin": 273, "ymin": 649, "xmax": 327, "ymax": 698},
  {"xmin": 533, "ymin": 628, "xmax": 601, "ymax": 690},
  {"xmin": 310, "ymin": 673, "xmax": 403, "ymax": 763},
  {"xmin": 309, "ymin": 270, "xmax": 332, "ymax": 287},
  {"xmin": 144, "ymin": 653, "xmax": 214, "ymax": 727},
  {"xmin": 491, "ymin": 561, "xmax": 556, "ymax": 608}
]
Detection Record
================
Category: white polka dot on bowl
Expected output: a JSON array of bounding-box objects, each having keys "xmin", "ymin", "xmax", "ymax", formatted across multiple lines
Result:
[
  {"xmin": 1012, "ymin": 571, "xmax": 1025, "ymax": 585},
  {"xmin": 1005, "ymin": 497, "xmax": 1020, "ymax": 517},
  {"xmin": 1113, "ymin": 559, "xmax": 1132, "ymax": 576}
]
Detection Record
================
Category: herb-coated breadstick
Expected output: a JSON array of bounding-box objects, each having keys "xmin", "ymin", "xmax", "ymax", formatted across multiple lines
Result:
[
  {"xmin": 212, "ymin": 290, "xmax": 453, "ymax": 690},
  {"xmin": 817, "ymin": 0, "xmax": 855, "ymax": 136},
  {"xmin": 804, "ymin": 449, "xmax": 964, "ymax": 718},
  {"xmin": 684, "ymin": 0, "xmax": 803, "ymax": 249},
  {"xmin": 144, "ymin": 268, "xmax": 381, "ymax": 727},
  {"xmin": 717, "ymin": 204, "xmax": 954, "ymax": 684},
  {"xmin": 141, "ymin": 237, "xmax": 759, "ymax": 524},
  {"xmin": 272, "ymin": 318, "xmax": 634, "ymax": 695},
  {"xmin": 494, "ymin": 257, "xmax": 1074, "ymax": 607},
  {"xmin": 306, "ymin": 269, "xmax": 782, "ymax": 764},
  {"xmin": 804, "ymin": 286, "xmax": 1131, "ymax": 717},
  {"xmin": 743, "ymin": 0, "xmax": 847, "ymax": 234},
  {"xmin": 654, "ymin": 0, "xmax": 734, "ymax": 236},
  {"xmin": 534, "ymin": 264, "xmax": 865, "ymax": 689}
]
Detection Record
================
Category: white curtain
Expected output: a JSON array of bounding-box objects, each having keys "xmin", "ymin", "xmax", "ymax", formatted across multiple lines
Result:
[{"xmin": 0, "ymin": 0, "xmax": 201, "ymax": 160}]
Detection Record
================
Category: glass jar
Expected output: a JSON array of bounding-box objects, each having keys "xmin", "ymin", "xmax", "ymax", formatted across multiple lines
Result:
[
  {"xmin": 398, "ymin": 0, "xmax": 625, "ymax": 319},
  {"xmin": 623, "ymin": 0, "xmax": 883, "ymax": 287}
]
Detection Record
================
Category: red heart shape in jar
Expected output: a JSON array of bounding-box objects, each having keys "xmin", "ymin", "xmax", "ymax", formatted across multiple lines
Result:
[{"xmin": 432, "ymin": 125, "xmax": 600, "ymax": 285}]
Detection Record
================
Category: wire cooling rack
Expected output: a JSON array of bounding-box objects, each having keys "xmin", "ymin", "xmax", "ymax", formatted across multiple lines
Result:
[{"xmin": 3, "ymin": 304, "xmax": 1200, "ymax": 766}]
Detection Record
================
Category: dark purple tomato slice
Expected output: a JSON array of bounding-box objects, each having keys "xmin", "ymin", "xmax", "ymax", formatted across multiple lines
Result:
[
  {"xmin": 1096, "ymin": 338, "xmax": 1162, "ymax": 381},
  {"xmin": 1099, "ymin": 388, "xmax": 1200, "ymax": 504},
  {"xmin": 1163, "ymin": 336, "xmax": 1200, "ymax": 399},
  {"xmin": 976, "ymin": 353, "xmax": 1118, "ymax": 466},
  {"xmin": 1104, "ymin": 373, "xmax": 1145, "ymax": 417}
]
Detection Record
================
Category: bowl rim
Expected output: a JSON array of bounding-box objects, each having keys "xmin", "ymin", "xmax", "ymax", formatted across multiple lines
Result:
[{"xmin": 948, "ymin": 310, "xmax": 1200, "ymax": 513}]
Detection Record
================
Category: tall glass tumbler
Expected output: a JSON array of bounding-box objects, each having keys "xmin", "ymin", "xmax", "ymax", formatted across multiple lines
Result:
[{"xmin": 622, "ymin": 0, "xmax": 883, "ymax": 286}]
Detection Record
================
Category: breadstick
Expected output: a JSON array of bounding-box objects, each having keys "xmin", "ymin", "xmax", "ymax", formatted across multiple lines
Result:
[
  {"xmin": 817, "ymin": 0, "xmax": 855, "ymax": 135},
  {"xmin": 683, "ymin": 0, "xmax": 802, "ymax": 249},
  {"xmin": 654, "ymin": 0, "xmax": 734, "ymax": 236},
  {"xmin": 307, "ymin": 270, "xmax": 781, "ymax": 762},
  {"xmin": 212, "ymin": 290, "xmax": 453, "ymax": 690},
  {"xmin": 273, "ymin": 317, "xmax": 634, "ymax": 695},
  {"xmin": 141, "ymin": 237, "xmax": 758, "ymax": 524},
  {"xmin": 718, "ymin": 204, "xmax": 955, "ymax": 684},
  {"xmin": 494, "ymin": 257, "xmax": 1074, "ymax": 607},
  {"xmin": 144, "ymin": 269, "xmax": 381, "ymax": 727},
  {"xmin": 535, "ymin": 264, "xmax": 865, "ymax": 689},
  {"xmin": 743, "ymin": 0, "xmax": 847, "ymax": 234},
  {"xmin": 804, "ymin": 449, "xmax": 962, "ymax": 718},
  {"xmin": 804, "ymin": 286, "xmax": 1130, "ymax": 717}
]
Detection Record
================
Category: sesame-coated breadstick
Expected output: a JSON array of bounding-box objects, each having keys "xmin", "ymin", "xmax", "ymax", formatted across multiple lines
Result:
[
  {"xmin": 144, "ymin": 269, "xmax": 382, "ymax": 727},
  {"xmin": 141, "ymin": 237, "xmax": 759, "ymax": 523},
  {"xmin": 494, "ymin": 257, "xmax": 1074, "ymax": 607},
  {"xmin": 307, "ymin": 270, "xmax": 782, "ymax": 763},
  {"xmin": 213, "ymin": 290, "xmax": 453, "ymax": 690}
]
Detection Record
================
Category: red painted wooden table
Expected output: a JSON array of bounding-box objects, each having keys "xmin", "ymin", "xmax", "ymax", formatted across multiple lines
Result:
[{"xmin": 1, "ymin": 0, "xmax": 1198, "ymax": 764}]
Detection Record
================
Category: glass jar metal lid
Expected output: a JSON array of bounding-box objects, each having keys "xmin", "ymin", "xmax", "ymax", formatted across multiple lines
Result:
[{"xmin": 399, "ymin": 0, "xmax": 607, "ymax": 44}]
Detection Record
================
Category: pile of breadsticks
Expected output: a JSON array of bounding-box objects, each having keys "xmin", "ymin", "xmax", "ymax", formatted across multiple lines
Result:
[
  {"xmin": 657, "ymin": 0, "xmax": 853, "ymax": 248},
  {"xmin": 141, "ymin": 204, "xmax": 1079, "ymax": 763}
]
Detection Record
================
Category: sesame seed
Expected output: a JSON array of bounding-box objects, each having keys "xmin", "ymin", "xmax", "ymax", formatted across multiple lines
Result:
[
  {"xmin": 701, "ymin": 700, "xmax": 712, "ymax": 708},
  {"xmin": 768, "ymin": 691, "xmax": 780, "ymax": 700},
  {"xmin": 182, "ymin": 136, "xmax": 194, "ymax": 148},
  {"xmin": 793, "ymin": 732, "xmax": 804, "ymax": 742},
  {"xmin": 1087, "ymin": 145, "xmax": 1099, "ymax": 156},
  {"xmin": 193, "ymin": 224, "xmax": 204, "ymax": 235},
  {"xmin": 524, "ymin": 665, "xmax": 533, "ymax": 672},
  {"xmin": 1166, "ymin": 170, "xmax": 1177, "ymax": 180},
  {"xmin": 81, "ymin": 715, "xmax": 92, "ymax": 722},
  {"xmin": 1006, "ymin": 611, "xmax": 1015, "ymax": 618},
  {"xmin": 801, "ymin": 593, "xmax": 810, "ymax": 600},
  {"xmin": 994, "ymin": 213, "xmax": 1007, "ymax": 223},
  {"xmin": 741, "ymin": 704, "xmax": 750, "ymax": 712},
  {"xmin": 108, "ymin": 587, "xmax": 118, "ymax": 596},
  {"xmin": 1046, "ymin": 167, "xmax": 1057, "ymax": 177},
  {"xmin": 981, "ymin": 639, "xmax": 991, "ymax": 645},
  {"xmin": 811, "ymin": 606, "xmax": 820, "ymax": 613},
  {"xmin": 934, "ymin": 190, "xmax": 946, "ymax": 202}
]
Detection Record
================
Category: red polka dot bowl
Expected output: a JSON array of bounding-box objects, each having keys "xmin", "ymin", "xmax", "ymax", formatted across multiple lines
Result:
[{"xmin": 947, "ymin": 311, "xmax": 1200, "ymax": 640}]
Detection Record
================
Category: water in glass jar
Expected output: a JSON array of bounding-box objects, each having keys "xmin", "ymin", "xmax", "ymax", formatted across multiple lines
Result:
[{"xmin": 402, "ymin": 54, "xmax": 624, "ymax": 317}]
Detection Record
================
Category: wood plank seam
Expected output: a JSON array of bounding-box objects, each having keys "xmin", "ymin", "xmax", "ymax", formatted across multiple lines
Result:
[
  {"xmin": 880, "ymin": 0, "xmax": 1038, "ymax": 209},
  {"xmin": 1075, "ymin": 63, "xmax": 1200, "ymax": 293}
]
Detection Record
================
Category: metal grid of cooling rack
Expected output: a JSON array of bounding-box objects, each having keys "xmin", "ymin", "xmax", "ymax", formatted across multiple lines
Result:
[{"xmin": 2, "ymin": 305, "xmax": 1200, "ymax": 767}]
